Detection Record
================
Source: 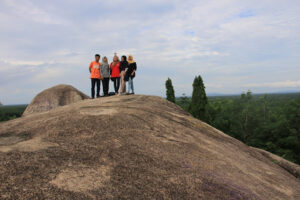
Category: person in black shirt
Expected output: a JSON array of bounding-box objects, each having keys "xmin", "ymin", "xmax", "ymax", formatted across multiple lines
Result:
[
  {"xmin": 120, "ymin": 55, "xmax": 128, "ymax": 95},
  {"xmin": 125, "ymin": 55, "xmax": 137, "ymax": 94}
]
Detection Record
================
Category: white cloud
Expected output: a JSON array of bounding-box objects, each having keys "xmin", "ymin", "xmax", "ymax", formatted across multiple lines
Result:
[
  {"xmin": 31, "ymin": 67, "xmax": 67, "ymax": 83},
  {"xmin": 3, "ymin": 0, "xmax": 67, "ymax": 25},
  {"xmin": 0, "ymin": 0, "xmax": 299, "ymax": 104},
  {"xmin": 0, "ymin": 59, "xmax": 44, "ymax": 66},
  {"xmin": 246, "ymin": 80, "xmax": 300, "ymax": 88}
]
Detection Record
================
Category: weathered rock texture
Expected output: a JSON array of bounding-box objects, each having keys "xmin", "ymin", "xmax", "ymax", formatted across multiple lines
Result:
[
  {"xmin": 23, "ymin": 84, "xmax": 90, "ymax": 116},
  {"xmin": 0, "ymin": 92, "xmax": 299, "ymax": 199}
]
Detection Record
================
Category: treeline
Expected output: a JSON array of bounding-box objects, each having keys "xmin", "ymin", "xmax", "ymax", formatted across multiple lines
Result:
[
  {"xmin": 0, "ymin": 105, "xmax": 27, "ymax": 122},
  {"xmin": 165, "ymin": 76, "xmax": 300, "ymax": 164}
]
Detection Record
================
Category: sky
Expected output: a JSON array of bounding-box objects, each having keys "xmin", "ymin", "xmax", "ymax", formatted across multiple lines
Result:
[{"xmin": 0, "ymin": 0, "xmax": 300, "ymax": 104}]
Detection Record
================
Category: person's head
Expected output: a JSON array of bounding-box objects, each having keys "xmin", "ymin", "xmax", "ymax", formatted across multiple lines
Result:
[
  {"xmin": 128, "ymin": 54, "xmax": 134, "ymax": 63},
  {"xmin": 113, "ymin": 55, "xmax": 119, "ymax": 62},
  {"xmin": 102, "ymin": 56, "xmax": 108, "ymax": 63},
  {"xmin": 121, "ymin": 55, "xmax": 127, "ymax": 62},
  {"xmin": 95, "ymin": 54, "xmax": 100, "ymax": 62}
]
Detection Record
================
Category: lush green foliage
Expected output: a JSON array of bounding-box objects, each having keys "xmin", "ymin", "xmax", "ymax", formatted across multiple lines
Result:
[
  {"xmin": 177, "ymin": 92, "xmax": 300, "ymax": 164},
  {"xmin": 165, "ymin": 78, "xmax": 175, "ymax": 103},
  {"xmin": 0, "ymin": 105, "xmax": 27, "ymax": 122},
  {"xmin": 189, "ymin": 75, "xmax": 208, "ymax": 121}
]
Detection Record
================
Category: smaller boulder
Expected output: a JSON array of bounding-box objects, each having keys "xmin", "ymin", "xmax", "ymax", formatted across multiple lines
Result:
[{"xmin": 23, "ymin": 84, "xmax": 90, "ymax": 116}]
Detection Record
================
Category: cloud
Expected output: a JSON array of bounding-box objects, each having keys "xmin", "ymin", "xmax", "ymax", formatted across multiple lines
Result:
[
  {"xmin": 31, "ymin": 67, "xmax": 68, "ymax": 83},
  {"xmin": 0, "ymin": 59, "xmax": 45, "ymax": 66},
  {"xmin": 2, "ymin": 0, "xmax": 67, "ymax": 25},
  {"xmin": 0, "ymin": 0, "xmax": 299, "ymax": 104},
  {"xmin": 246, "ymin": 80, "xmax": 300, "ymax": 88}
]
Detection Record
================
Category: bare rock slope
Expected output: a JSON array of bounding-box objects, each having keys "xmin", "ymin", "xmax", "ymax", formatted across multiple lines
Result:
[
  {"xmin": 0, "ymin": 87, "xmax": 299, "ymax": 199},
  {"xmin": 23, "ymin": 84, "xmax": 90, "ymax": 116}
]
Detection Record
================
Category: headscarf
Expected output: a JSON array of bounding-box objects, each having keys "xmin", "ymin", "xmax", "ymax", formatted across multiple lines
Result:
[
  {"xmin": 102, "ymin": 56, "xmax": 108, "ymax": 64},
  {"xmin": 121, "ymin": 55, "xmax": 127, "ymax": 62},
  {"xmin": 128, "ymin": 54, "xmax": 135, "ymax": 64}
]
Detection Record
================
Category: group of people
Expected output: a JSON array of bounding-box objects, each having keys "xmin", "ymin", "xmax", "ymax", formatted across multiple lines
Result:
[{"xmin": 89, "ymin": 53, "xmax": 137, "ymax": 98}]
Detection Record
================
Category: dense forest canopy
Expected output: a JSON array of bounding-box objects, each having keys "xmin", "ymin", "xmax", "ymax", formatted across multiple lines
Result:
[
  {"xmin": 177, "ymin": 92, "xmax": 300, "ymax": 164},
  {"xmin": 0, "ymin": 105, "xmax": 27, "ymax": 122}
]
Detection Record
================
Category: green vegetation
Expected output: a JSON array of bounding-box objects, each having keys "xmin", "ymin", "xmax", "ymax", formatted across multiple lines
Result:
[
  {"xmin": 189, "ymin": 75, "xmax": 208, "ymax": 121},
  {"xmin": 165, "ymin": 78, "xmax": 175, "ymax": 103},
  {"xmin": 0, "ymin": 105, "xmax": 27, "ymax": 122},
  {"xmin": 173, "ymin": 77, "xmax": 300, "ymax": 164}
]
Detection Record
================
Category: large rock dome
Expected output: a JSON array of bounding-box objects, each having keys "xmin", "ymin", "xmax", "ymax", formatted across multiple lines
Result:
[{"xmin": 0, "ymin": 86, "xmax": 299, "ymax": 199}]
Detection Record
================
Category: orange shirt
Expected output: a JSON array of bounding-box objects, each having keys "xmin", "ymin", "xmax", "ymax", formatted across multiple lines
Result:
[{"xmin": 89, "ymin": 61, "xmax": 101, "ymax": 79}]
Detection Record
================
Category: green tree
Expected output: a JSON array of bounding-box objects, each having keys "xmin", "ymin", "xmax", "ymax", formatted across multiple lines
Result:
[
  {"xmin": 189, "ymin": 75, "xmax": 207, "ymax": 121},
  {"xmin": 285, "ymin": 98, "xmax": 300, "ymax": 163},
  {"xmin": 177, "ymin": 93, "xmax": 190, "ymax": 112},
  {"xmin": 240, "ymin": 90, "xmax": 253, "ymax": 142},
  {"xmin": 165, "ymin": 78, "xmax": 175, "ymax": 103},
  {"xmin": 0, "ymin": 107, "xmax": 4, "ymax": 122}
]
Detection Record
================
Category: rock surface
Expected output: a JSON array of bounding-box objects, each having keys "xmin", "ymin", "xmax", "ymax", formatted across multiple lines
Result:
[
  {"xmin": 23, "ymin": 84, "xmax": 90, "ymax": 116},
  {"xmin": 0, "ymin": 93, "xmax": 299, "ymax": 199}
]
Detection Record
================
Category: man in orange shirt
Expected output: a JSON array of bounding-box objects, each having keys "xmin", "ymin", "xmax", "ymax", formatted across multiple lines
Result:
[{"xmin": 89, "ymin": 54, "xmax": 102, "ymax": 98}]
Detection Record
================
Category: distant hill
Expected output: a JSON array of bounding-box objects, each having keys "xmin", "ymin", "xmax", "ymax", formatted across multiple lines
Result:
[{"xmin": 0, "ymin": 85, "xmax": 299, "ymax": 199}]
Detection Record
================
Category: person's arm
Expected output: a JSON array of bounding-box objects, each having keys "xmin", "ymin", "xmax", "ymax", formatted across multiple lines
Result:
[
  {"xmin": 109, "ymin": 63, "xmax": 112, "ymax": 77},
  {"xmin": 99, "ymin": 64, "xmax": 103, "ymax": 77},
  {"xmin": 89, "ymin": 62, "xmax": 92, "ymax": 73},
  {"xmin": 108, "ymin": 65, "xmax": 111, "ymax": 76},
  {"xmin": 125, "ymin": 62, "xmax": 129, "ymax": 72},
  {"xmin": 131, "ymin": 63, "xmax": 137, "ymax": 76}
]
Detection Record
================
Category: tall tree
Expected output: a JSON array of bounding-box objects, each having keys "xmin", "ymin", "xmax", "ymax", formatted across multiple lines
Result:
[
  {"xmin": 189, "ymin": 75, "xmax": 208, "ymax": 121},
  {"xmin": 165, "ymin": 78, "xmax": 175, "ymax": 103},
  {"xmin": 240, "ymin": 90, "xmax": 253, "ymax": 142}
]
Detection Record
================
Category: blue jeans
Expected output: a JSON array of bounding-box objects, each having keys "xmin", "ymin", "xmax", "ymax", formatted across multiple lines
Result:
[{"xmin": 128, "ymin": 77, "xmax": 134, "ymax": 93}]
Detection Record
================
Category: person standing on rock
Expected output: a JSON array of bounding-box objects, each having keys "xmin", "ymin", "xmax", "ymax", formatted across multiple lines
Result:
[
  {"xmin": 89, "ymin": 54, "xmax": 102, "ymax": 98},
  {"xmin": 100, "ymin": 56, "xmax": 110, "ymax": 96},
  {"xmin": 120, "ymin": 55, "xmax": 128, "ymax": 95},
  {"xmin": 110, "ymin": 54, "xmax": 121, "ymax": 95},
  {"xmin": 125, "ymin": 55, "xmax": 137, "ymax": 94}
]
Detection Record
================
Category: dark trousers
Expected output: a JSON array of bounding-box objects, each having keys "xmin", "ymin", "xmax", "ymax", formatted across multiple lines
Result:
[
  {"xmin": 91, "ymin": 78, "xmax": 100, "ymax": 98},
  {"xmin": 111, "ymin": 77, "xmax": 120, "ymax": 93},
  {"xmin": 102, "ymin": 77, "xmax": 110, "ymax": 96}
]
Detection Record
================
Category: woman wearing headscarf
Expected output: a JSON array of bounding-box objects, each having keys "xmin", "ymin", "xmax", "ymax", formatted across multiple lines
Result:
[
  {"xmin": 120, "ymin": 55, "xmax": 128, "ymax": 95},
  {"xmin": 110, "ymin": 54, "xmax": 121, "ymax": 95},
  {"xmin": 126, "ymin": 55, "xmax": 137, "ymax": 94},
  {"xmin": 100, "ymin": 56, "xmax": 110, "ymax": 96}
]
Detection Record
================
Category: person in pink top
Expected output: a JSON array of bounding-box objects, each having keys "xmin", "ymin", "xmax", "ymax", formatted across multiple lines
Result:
[{"xmin": 110, "ymin": 54, "xmax": 121, "ymax": 94}]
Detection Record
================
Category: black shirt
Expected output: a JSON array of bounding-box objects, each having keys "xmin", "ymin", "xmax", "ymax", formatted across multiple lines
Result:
[
  {"xmin": 120, "ymin": 61, "xmax": 128, "ymax": 71},
  {"xmin": 127, "ymin": 62, "xmax": 137, "ymax": 78}
]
